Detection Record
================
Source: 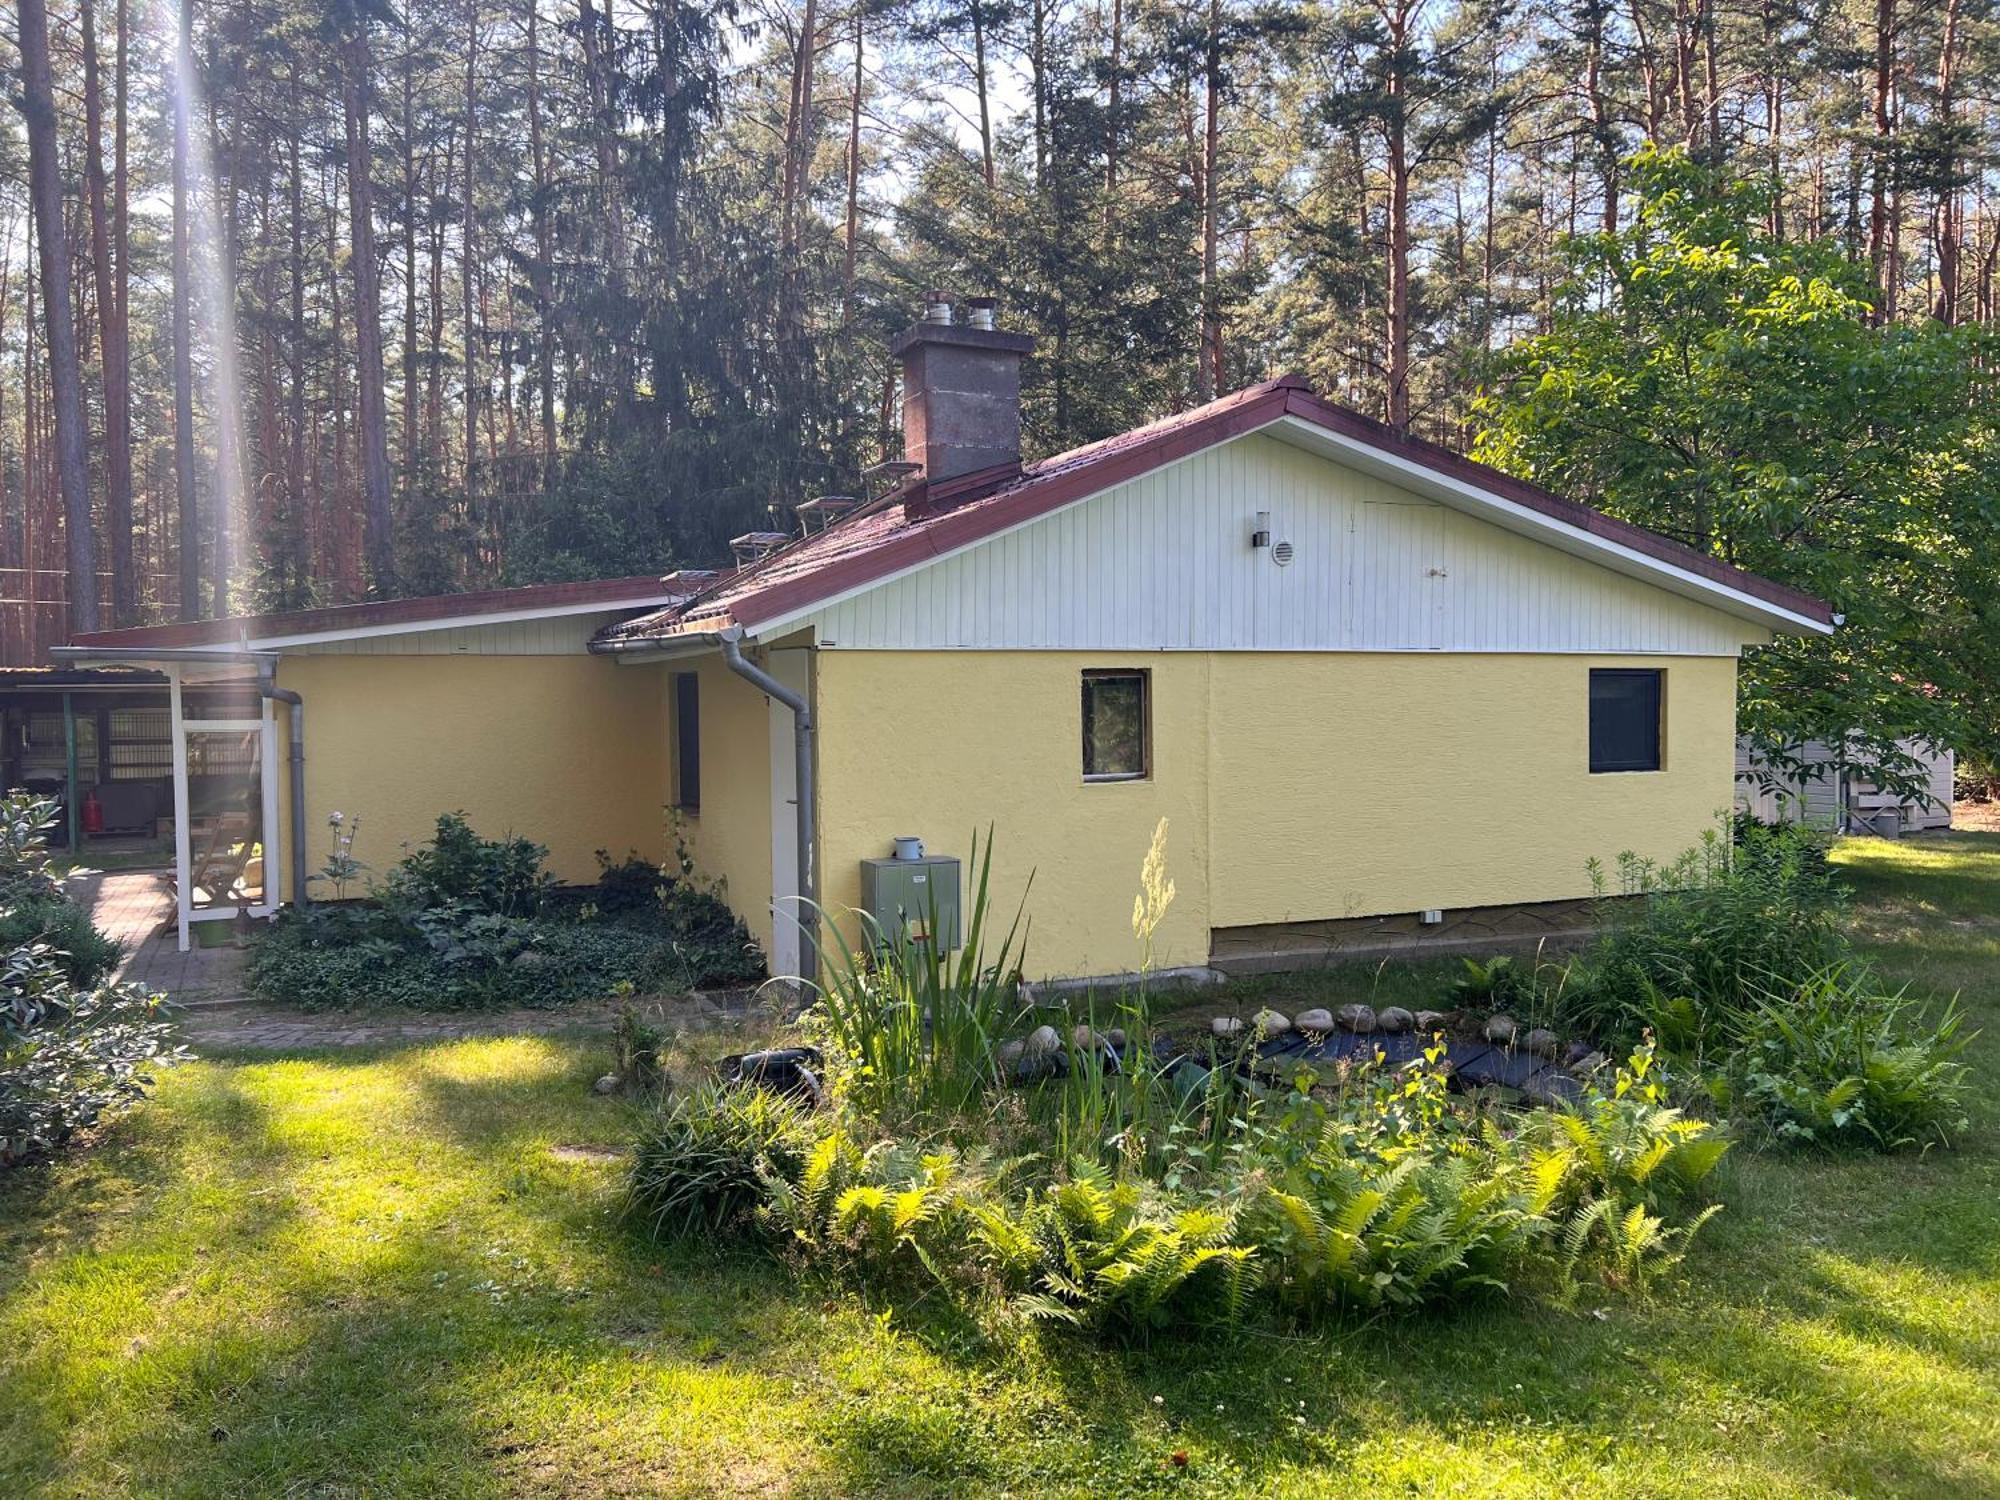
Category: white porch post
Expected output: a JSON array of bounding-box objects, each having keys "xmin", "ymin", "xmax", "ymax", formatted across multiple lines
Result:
[{"xmin": 168, "ymin": 665, "xmax": 192, "ymax": 952}]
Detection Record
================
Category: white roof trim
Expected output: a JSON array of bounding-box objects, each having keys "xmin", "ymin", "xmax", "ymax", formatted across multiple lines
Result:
[{"xmin": 97, "ymin": 595, "xmax": 681, "ymax": 654}]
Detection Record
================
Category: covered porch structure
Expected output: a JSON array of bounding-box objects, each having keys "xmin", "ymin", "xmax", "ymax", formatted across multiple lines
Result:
[{"xmin": 45, "ymin": 648, "xmax": 285, "ymax": 951}]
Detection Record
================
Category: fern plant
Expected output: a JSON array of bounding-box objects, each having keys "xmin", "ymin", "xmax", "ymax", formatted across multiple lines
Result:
[
  {"xmin": 1526, "ymin": 1041, "xmax": 1731, "ymax": 1214},
  {"xmin": 1720, "ymin": 964, "xmax": 1971, "ymax": 1150},
  {"xmin": 1253, "ymin": 1149, "xmax": 1552, "ymax": 1313},
  {"xmin": 1560, "ymin": 1197, "xmax": 1723, "ymax": 1296},
  {"xmin": 973, "ymin": 1160, "xmax": 1256, "ymax": 1336}
]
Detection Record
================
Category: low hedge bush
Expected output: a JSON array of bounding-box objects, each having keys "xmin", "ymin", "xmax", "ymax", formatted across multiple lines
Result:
[
  {"xmin": 247, "ymin": 813, "xmax": 763, "ymax": 1010},
  {"xmin": 0, "ymin": 891, "xmax": 123, "ymax": 987},
  {"xmin": 1, "ymin": 791, "xmax": 182, "ymax": 1167}
]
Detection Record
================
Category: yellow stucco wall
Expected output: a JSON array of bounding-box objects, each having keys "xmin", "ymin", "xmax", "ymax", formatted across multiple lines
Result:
[
  {"xmin": 814, "ymin": 650, "xmax": 1738, "ymax": 979},
  {"xmin": 270, "ymin": 653, "xmax": 670, "ymax": 902}
]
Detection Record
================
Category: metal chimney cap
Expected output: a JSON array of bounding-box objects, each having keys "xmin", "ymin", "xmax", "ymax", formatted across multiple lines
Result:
[
  {"xmin": 922, "ymin": 290, "xmax": 954, "ymax": 325},
  {"xmin": 964, "ymin": 295, "xmax": 997, "ymax": 330}
]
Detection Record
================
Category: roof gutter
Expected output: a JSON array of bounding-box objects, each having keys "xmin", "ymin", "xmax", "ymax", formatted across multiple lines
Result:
[
  {"xmin": 49, "ymin": 644, "xmax": 273, "ymax": 666},
  {"xmin": 254, "ymin": 662, "xmax": 310, "ymax": 908},
  {"xmin": 587, "ymin": 626, "xmax": 819, "ymax": 985},
  {"xmin": 719, "ymin": 629, "xmax": 817, "ymax": 985}
]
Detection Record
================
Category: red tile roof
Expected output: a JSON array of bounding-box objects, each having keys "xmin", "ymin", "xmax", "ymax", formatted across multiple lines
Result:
[{"xmin": 597, "ymin": 378, "xmax": 1833, "ymax": 643}]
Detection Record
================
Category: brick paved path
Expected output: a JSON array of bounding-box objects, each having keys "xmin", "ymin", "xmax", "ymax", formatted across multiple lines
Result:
[{"xmin": 68, "ymin": 868, "xmax": 249, "ymax": 1003}]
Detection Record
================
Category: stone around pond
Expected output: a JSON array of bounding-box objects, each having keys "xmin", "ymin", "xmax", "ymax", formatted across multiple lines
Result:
[
  {"xmin": 1413, "ymin": 1009, "xmax": 1448, "ymax": 1034},
  {"xmin": 1295, "ymin": 1008, "xmax": 1334, "ymax": 1033},
  {"xmin": 1483, "ymin": 1015, "xmax": 1519, "ymax": 1045},
  {"xmin": 1377, "ymin": 1006, "xmax": 1415, "ymax": 1034},
  {"xmin": 1253, "ymin": 1008, "xmax": 1293, "ymax": 1037},
  {"xmin": 1212, "ymin": 1016, "xmax": 1246, "ymax": 1040},
  {"xmin": 593, "ymin": 1073, "xmax": 621, "ymax": 1095},
  {"xmin": 1336, "ymin": 1004, "xmax": 1377, "ymax": 1033},
  {"xmin": 1522, "ymin": 1027, "xmax": 1561, "ymax": 1059}
]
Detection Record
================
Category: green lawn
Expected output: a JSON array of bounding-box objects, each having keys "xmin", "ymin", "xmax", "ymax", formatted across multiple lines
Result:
[{"xmin": 3, "ymin": 837, "xmax": 1998, "ymax": 1497}]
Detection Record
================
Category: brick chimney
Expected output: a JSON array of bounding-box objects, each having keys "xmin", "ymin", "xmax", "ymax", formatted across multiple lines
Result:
[{"xmin": 889, "ymin": 293, "xmax": 1035, "ymax": 485}]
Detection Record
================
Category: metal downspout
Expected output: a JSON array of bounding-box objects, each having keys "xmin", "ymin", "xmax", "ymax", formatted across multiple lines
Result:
[
  {"xmin": 719, "ymin": 630, "xmax": 817, "ymax": 982},
  {"xmin": 255, "ymin": 663, "xmax": 309, "ymax": 907}
]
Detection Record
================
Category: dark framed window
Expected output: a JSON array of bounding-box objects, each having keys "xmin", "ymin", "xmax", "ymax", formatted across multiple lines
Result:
[
  {"xmin": 673, "ymin": 672, "xmax": 702, "ymax": 810},
  {"xmin": 1589, "ymin": 669, "xmax": 1663, "ymax": 773},
  {"xmin": 1082, "ymin": 670, "xmax": 1150, "ymax": 781}
]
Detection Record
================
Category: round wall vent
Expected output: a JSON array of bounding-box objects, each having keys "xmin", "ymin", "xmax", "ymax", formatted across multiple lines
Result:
[{"xmin": 1272, "ymin": 539, "xmax": 1295, "ymax": 566}]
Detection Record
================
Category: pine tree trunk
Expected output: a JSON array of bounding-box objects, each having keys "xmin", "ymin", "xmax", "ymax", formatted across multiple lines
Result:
[
  {"xmin": 842, "ymin": 3, "xmax": 862, "ymax": 324},
  {"xmin": 20, "ymin": 0, "xmax": 100, "ymax": 635},
  {"xmin": 526, "ymin": 0, "xmax": 557, "ymax": 487},
  {"xmin": 343, "ymin": 19, "xmax": 396, "ymax": 588},
  {"xmin": 403, "ymin": 10, "xmax": 420, "ymax": 496},
  {"xmin": 1932, "ymin": 0, "xmax": 1962, "ymax": 324},
  {"xmin": 81, "ymin": 0, "xmax": 133, "ymax": 624},
  {"xmin": 1869, "ymin": 0, "xmax": 1896, "ymax": 319},
  {"xmin": 1197, "ymin": 0, "xmax": 1222, "ymax": 401},
  {"xmin": 972, "ymin": 3, "xmax": 995, "ymax": 189},
  {"xmin": 113, "ymin": 0, "xmax": 132, "ymax": 606},
  {"xmin": 462, "ymin": 0, "xmax": 480, "ymax": 493},
  {"xmin": 1384, "ymin": 0, "xmax": 1412, "ymax": 431},
  {"xmin": 171, "ymin": 0, "xmax": 200, "ymax": 620},
  {"xmin": 287, "ymin": 110, "xmax": 308, "ymax": 591}
]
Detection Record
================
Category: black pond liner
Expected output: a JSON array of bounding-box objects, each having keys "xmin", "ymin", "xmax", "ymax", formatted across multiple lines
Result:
[
  {"xmin": 1148, "ymin": 1028, "xmax": 1585, "ymax": 1107},
  {"xmin": 718, "ymin": 1045, "xmax": 826, "ymax": 1104}
]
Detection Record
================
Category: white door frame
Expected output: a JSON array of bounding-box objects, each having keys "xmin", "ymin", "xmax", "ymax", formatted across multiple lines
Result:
[{"xmin": 167, "ymin": 664, "xmax": 282, "ymax": 951}]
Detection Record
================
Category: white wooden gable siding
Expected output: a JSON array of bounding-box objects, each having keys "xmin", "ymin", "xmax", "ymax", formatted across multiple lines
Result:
[
  {"xmin": 802, "ymin": 434, "xmax": 1764, "ymax": 656},
  {"xmin": 289, "ymin": 611, "xmax": 615, "ymax": 656}
]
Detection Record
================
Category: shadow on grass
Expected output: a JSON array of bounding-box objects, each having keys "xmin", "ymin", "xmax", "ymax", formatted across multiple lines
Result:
[{"xmin": 5, "ymin": 1027, "xmax": 1999, "ymax": 1497}]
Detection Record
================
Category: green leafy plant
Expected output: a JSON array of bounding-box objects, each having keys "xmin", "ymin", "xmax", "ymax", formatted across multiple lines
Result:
[
  {"xmin": 1529, "ymin": 1042, "xmax": 1732, "ymax": 1212},
  {"xmin": 1253, "ymin": 1150, "xmax": 1552, "ymax": 1313},
  {"xmin": 972, "ymin": 1159, "xmax": 1256, "ymax": 1336},
  {"xmin": 1558, "ymin": 1196, "xmax": 1722, "ymax": 1296},
  {"xmin": 381, "ymin": 812, "xmax": 555, "ymax": 920},
  {"xmin": 1526, "ymin": 1043, "xmax": 1730, "ymax": 1294},
  {"xmin": 1449, "ymin": 954, "xmax": 1537, "ymax": 1012},
  {"xmin": 1559, "ymin": 820, "xmax": 1847, "ymax": 1049},
  {"xmin": 1720, "ymin": 964, "xmax": 1972, "ymax": 1150},
  {"xmin": 0, "ymin": 793, "xmax": 121, "ymax": 986},
  {"xmin": 807, "ymin": 830, "xmax": 1026, "ymax": 1124},
  {"xmin": 626, "ymin": 1085, "xmax": 809, "ymax": 1239},
  {"xmin": 2, "ymin": 945, "xmax": 185, "ymax": 1167},
  {"xmin": 316, "ymin": 810, "xmax": 367, "ymax": 900}
]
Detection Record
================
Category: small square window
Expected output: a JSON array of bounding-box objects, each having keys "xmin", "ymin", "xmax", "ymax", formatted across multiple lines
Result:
[
  {"xmin": 1082, "ymin": 670, "xmax": 1150, "ymax": 781},
  {"xmin": 1589, "ymin": 669, "xmax": 1663, "ymax": 773}
]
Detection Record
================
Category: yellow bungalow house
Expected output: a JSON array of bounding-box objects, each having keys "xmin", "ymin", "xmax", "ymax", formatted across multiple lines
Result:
[{"xmin": 56, "ymin": 299, "xmax": 1833, "ymax": 981}]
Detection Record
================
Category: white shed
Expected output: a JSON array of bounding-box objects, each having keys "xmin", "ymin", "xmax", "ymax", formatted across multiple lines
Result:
[{"xmin": 1736, "ymin": 737, "xmax": 1954, "ymax": 833}]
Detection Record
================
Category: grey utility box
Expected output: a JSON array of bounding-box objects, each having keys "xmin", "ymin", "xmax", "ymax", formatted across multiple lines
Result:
[{"xmin": 860, "ymin": 855, "xmax": 963, "ymax": 952}]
